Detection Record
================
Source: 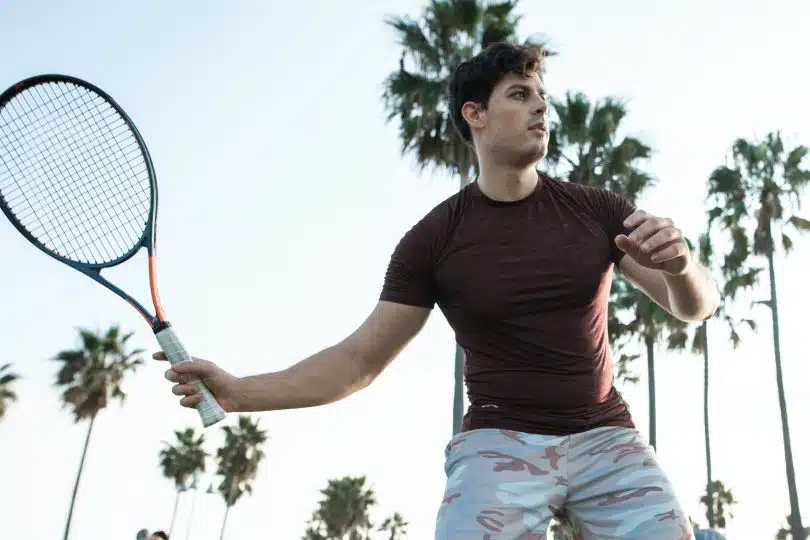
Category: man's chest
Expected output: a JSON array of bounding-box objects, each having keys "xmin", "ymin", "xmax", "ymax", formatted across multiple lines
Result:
[{"xmin": 434, "ymin": 211, "xmax": 615, "ymax": 319}]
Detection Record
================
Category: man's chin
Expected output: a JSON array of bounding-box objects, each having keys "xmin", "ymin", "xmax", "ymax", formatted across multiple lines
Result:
[{"xmin": 518, "ymin": 144, "xmax": 547, "ymax": 167}]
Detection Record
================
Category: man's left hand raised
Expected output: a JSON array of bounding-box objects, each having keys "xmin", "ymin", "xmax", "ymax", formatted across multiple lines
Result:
[{"xmin": 615, "ymin": 209, "xmax": 691, "ymax": 276}]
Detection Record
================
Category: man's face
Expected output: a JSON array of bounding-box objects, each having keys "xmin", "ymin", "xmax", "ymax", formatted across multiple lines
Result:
[{"xmin": 471, "ymin": 72, "xmax": 549, "ymax": 167}]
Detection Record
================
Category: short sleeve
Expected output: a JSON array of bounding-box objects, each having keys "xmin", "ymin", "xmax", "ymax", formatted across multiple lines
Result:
[
  {"xmin": 379, "ymin": 216, "xmax": 440, "ymax": 309},
  {"xmin": 586, "ymin": 187, "xmax": 637, "ymax": 264}
]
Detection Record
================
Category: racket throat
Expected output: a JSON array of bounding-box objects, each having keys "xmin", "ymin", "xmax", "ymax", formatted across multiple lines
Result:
[{"xmin": 148, "ymin": 254, "xmax": 168, "ymax": 323}]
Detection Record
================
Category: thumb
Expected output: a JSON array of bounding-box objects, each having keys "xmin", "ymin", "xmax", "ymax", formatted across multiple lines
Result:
[{"xmin": 615, "ymin": 234, "xmax": 635, "ymax": 253}]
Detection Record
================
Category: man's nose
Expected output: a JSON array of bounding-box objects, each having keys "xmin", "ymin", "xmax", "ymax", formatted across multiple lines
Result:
[{"xmin": 534, "ymin": 97, "xmax": 548, "ymax": 115}]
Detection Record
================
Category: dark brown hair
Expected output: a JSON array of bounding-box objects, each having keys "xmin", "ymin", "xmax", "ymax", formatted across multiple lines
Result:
[{"xmin": 448, "ymin": 42, "xmax": 545, "ymax": 144}]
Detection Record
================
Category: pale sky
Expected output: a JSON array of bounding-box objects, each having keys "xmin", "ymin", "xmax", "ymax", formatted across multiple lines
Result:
[{"xmin": 1, "ymin": 1, "xmax": 809, "ymax": 539}]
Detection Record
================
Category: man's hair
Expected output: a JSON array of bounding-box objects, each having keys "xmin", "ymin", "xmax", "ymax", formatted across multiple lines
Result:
[
  {"xmin": 448, "ymin": 42, "xmax": 545, "ymax": 144},
  {"xmin": 151, "ymin": 532, "xmax": 169, "ymax": 540}
]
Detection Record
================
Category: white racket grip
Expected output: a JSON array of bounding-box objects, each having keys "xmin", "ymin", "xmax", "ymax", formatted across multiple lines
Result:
[{"xmin": 155, "ymin": 326, "xmax": 226, "ymax": 427}]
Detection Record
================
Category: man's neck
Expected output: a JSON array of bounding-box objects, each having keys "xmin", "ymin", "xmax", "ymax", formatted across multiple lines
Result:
[{"xmin": 476, "ymin": 159, "xmax": 540, "ymax": 202}]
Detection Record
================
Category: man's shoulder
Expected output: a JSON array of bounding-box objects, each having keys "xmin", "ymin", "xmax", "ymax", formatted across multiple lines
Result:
[
  {"xmin": 407, "ymin": 182, "xmax": 473, "ymax": 233},
  {"xmin": 543, "ymin": 173, "xmax": 633, "ymax": 212},
  {"xmin": 546, "ymin": 174, "xmax": 618, "ymax": 199}
]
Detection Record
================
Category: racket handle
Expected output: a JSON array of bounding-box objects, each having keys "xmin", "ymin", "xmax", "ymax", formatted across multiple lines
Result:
[{"xmin": 155, "ymin": 325, "xmax": 227, "ymax": 427}]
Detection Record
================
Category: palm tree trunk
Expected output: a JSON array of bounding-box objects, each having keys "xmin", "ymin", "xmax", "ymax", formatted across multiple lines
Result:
[
  {"xmin": 169, "ymin": 489, "xmax": 181, "ymax": 538},
  {"xmin": 452, "ymin": 168, "xmax": 471, "ymax": 436},
  {"xmin": 185, "ymin": 489, "xmax": 198, "ymax": 540},
  {"xmin": 452, "ymin": 344, "xmax": 465, "ymax": 436},
  {"xmin": 645, "ymin": 335, "xmax": 656, "ymax": 450},
  {"xmin": 219, "ymin": 505, "xmax": 231, "ymax": 540},
  {"xmin": 767, "ymin": 249, "xmax": 805, "ymax": 540},
  {"xmin": 62, "ymin": 414, "xmax": 96, "ymax": 540},
  {"xmin": 702, "ymin": 321, "xmax": 715, "ymax": 529}
]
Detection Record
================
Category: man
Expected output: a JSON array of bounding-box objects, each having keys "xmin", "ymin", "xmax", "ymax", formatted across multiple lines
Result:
[
  {"xmin": 156, "ymin": 43, "xmax": 718, "ymax": 539},
  {"xmin": 150, "ymin": 532, "xmax": 169, "ymax": 540}
]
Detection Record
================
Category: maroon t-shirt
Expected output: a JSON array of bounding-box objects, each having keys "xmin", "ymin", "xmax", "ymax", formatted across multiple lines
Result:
[{"xmin": 380, "ymin": 173, "xmax": 638, "ymax": 436}]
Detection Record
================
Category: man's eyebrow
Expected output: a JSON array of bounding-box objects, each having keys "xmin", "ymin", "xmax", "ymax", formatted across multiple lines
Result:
[{"xmin": 506, "ymin": 82, "xmax": 545, "ymax": 93}]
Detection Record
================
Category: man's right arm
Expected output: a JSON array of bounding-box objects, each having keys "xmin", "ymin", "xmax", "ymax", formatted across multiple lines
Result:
[
  {"xmin": 161, "ymin": 300, "xmax": 431, "ymax": 413},
  {"xmin": 162, "ymin": 205, "xmax": 446, "ymax": 413}
]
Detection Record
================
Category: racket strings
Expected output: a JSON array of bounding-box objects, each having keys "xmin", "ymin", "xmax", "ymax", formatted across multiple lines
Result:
[
  {"xmin": 15, "ymin": 87, "xmax": 146, "ymax": 258},
  {"xmin": 0, "ymin": 81, "xmax": 151, "ymax": 265},
  {"xmin": 2, "ymin": 97, "xmax": 141, "ymax": 260},
  {"xmin": 0, "ymin": 86, "xmax": 142, "ymax": 262},
  {"xmin": 0, "ymin": 104, "xmax": 111, "ymax": 260}
]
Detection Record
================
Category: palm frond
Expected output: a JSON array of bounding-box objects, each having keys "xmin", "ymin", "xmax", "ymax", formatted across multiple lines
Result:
[
  {"xmin": 781, "ymin": 232, "xmax": 794, "ymax": 254},
  {"xmin": 216, "ymin": 415, "xmax": 268, "ymax": 507},
  {"xmin": 52, "ymin": 327, "xmax": 144, "ymax": 422},
  {"xmin": 552, "ymin": 92, "xmax": 591, "ymax": 147},
  {"xmin": 0, "ymin": 363, "xmax": 20, "ymax": 385},
  {"xmin": 481, "ymin": 1, "xmax": 522, "ymax": 47},
  {"xmin": 708, "ymin": 166, "xmax": 745, "ymax": 202},
  {"xmin": 588, "ymin": 97, "xmax": 627, "ymax": 149},
  {"xmin": 385, "ymin": 16, "xmax": 442, "ymax": 74},
  {"xmin": 788, "ymin": 215, "xmax": 810, "ymax": 232}
]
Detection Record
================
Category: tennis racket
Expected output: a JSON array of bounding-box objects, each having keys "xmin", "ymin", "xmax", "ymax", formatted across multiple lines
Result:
[{"xmin": 0, "ymin": 74, "xmax": 226, "ymax": 427}]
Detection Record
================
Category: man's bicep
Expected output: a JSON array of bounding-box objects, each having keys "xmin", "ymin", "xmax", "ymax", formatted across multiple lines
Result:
[
  {"xmin": 617, "ymin": 256, "xmax": 673, "ymax": 314},
  {"xmin": 341, "ymin": 300, "xmax": 431, "ymax": 371}
]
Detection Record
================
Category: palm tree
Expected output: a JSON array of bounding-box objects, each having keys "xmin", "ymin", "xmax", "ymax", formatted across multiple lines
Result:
[
  {"xmin": 158, "ymin": 427, "xmax": 208, "ymax": 537},
  {"xmin": 691, "ymin": 223, "xmax": 760, "ymax": 528},
  {"xmin": 698, "ymin": 480, "xmax": 737, "ymax": 530},
  {"xmin": 544, "ymin": 91, "xmax": 653, "ymax": 202},
  {"xmin": 382, "ymin": 0, "xmax": 551, "ymax": 436},
  {"xmin": 0, "ymin": 363, "xmax": 20, "ymax": 420},
  {"xmin": 303, "ymin": 475, "xmax": 378, "ymax": 540},
  {"xmin": 543, "ymin": 92, "xmax": 670, "ymax": 446},
  {"xmin": 53, "ymin": 326, "xmax": 144, "ymax": 540},
  {"xmin": 617, "ymin": 293, "xmax": 692, "ymax": 449},
  {"xmin": 776, "ymin": 515, "xmax": 810, "ymax": 539},
  {"xmin": 216, "ymin": 414, "xmax": 267, "ymax": 540},
  {"xmin": 708, "ymin": 131, "xmax": 810, "ymax": 539},
  {"xmin": 542, "ymin": 91, "xmax": 654, "ymax": 385},
  {"xmin": 378, "ymin": 512, "xmax": 408, "ymax": 540}
]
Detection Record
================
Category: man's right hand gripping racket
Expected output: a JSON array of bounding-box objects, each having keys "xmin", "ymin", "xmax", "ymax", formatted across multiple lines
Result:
[{"xmin": 0, "ymin": 74, "xmax": 226, "ymax": 427}]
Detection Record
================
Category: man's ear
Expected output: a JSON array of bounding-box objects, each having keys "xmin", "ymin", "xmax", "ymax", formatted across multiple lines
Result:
[{"xmin": 461, "ymin": 101, "xmax": 486, "ymax": 130}]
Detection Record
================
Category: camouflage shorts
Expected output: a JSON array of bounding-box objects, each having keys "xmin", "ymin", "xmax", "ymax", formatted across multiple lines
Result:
[{"xmin": 434, "ymin": 426, "xmax": 694, "ymax": 540}]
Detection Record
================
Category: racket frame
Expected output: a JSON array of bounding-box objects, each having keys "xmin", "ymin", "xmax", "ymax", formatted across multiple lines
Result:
[
  {"xmin": 0, "ymin": 74, "xmax": 226, "ymax": 426},
  {"xmin": 0, "ymin": 74, "xmax": 167, "ymax": 330}
]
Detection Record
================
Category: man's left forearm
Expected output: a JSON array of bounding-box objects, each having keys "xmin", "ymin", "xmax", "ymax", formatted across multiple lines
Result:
[{"xmin": 663, "ymin": 260, "xmax": 720, "ymax": 321}]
